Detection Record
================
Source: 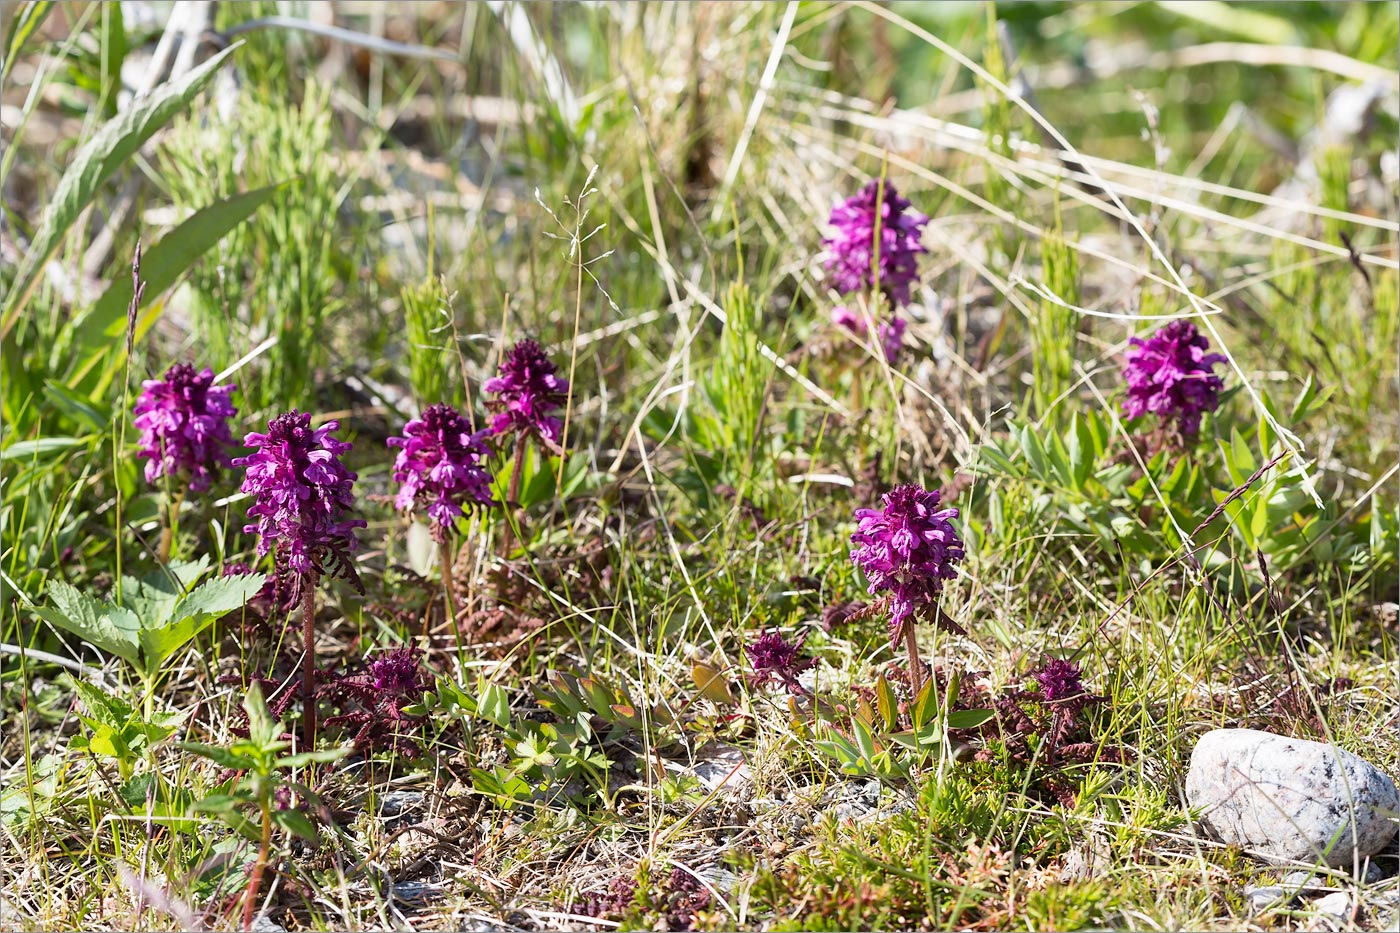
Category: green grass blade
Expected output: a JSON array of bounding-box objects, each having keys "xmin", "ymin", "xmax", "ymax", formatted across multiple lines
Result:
[
  {"xmin": 78, "ymin": 181, "xmax": 288, "ymax": 352},
  {"xmin": 0, "ymin": 44, "xmax": 238, "ymax": 337}
]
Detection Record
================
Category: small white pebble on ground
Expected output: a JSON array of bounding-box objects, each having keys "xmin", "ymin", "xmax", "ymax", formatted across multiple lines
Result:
[
  {"xmin": 1186, "ymin": 729, "xmax": 1400, "ymax": 868},
  {"xmin": 1315, "ymin": 890, "xmax": 1353, "ymax": 918}
]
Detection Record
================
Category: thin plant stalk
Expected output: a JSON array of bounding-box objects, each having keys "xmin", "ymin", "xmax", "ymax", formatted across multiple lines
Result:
[
  {"xmin": 301, "ymin": 573, "xmax": 319, "ymax": 750},
  {"xmin": 156, "ymin": 487, "xmax": 187, "ymax": 564},
  {"xmin": 498, "ymin": 434, "xmax": 529, "ymax": 557},
  {"xmin": 438, "ymin": 538, "xmax": 459, "ymax": 636},
  {"xmin": 240, "ymin": 799, "xmax": 273, "ymax": 931},
  {"xmin": 903, "ymin": 620, "xmax": 924, "ymax": 698}
]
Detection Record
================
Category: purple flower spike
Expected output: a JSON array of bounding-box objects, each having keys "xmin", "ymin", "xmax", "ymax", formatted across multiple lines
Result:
[
  {"xmin": 1036, "ymin": 658, "xmax": 1086, "ymax": 700},
  {"xmin": 822, "ymin": 180, "xmax": 929, "ymax": 308},
  {"xmin": 1122, "ymin": 320, "xmax": 1226, "ymax": 437},
  {"xmin": 133, "ymin": 364, "xmax": 237, "ymax": 494},
  {"xmin": 849, "ymin": 484, "xmax": 965, "ymax": 644},
  {"xmin": 233, "ymin": 410, "xmax": 366, "ymax": 590},
  {"xmin": 1034, "ymin": 658, "xmax": 1086, "ymax": 703},
  {"xmin": 368, "ymin": 647, "xmax": 424, "ymax": 696},
  {"xmin": 388, "ymin": 404, "xmax": 493, "ymax": 535},
  {"xmin": 483, "ymin": 339, "xmax": 569, "ymax": 451},
  {"xmin": 747, "ymin": 630, "xmax": 817, "ymax": 695}
]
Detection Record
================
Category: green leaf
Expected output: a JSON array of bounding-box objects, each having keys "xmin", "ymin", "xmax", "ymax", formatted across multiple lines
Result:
[
  {"xmin": 852, "ymin": 718, "xmax": 878, "ymax": 762},
  {"xmin": 874, "ymin": 674, "xmax": 899, "ymax": 731},
  {"xmin": 241, "ymin": 682, "xmax": 282, "ymax": 748},
  {"xmin": 0, "ymin": 437, "xmax": 88, "ymax": 462},
  {"xmin": 1067, "ymin": 414, "xmax": 1094, "ymax": 489},
  {"xmin": 180, "ymin": 742, "xmax": 254, "ymax": 771},
  {"xmin": 167, "ymin": 572, "xmax": 266, "ymax": 626},
  {"xmin": 272, "ymin": 808, "xmax": 320, "ymax": 843},
  {"xmin": 1, "ymin": 44, "xmax": 239, "ymax": 334},
  {"xmin": 37, "ymin": 580, "xmax": 141, "ymax": 663},
  {"xmin": 477, "ymin": 680, "xmax": 511, "ymax": 729},
  {"xmin": 946, "ymin": 709, "xmax": 995, "ymax": 729},
  {"xmin": 71, "ymin": 679, "xmax": 131, "ymax": 728},
  {"xmin": 40, "ymin": 382, "xmax": 111, "ymax": 434},
  {"xmin": 275, "ymin": 747, "xmax": 351, "ymax": 770},
  {"xmin": 86, "ymin": 723, "xmax": 133, "ymax": 762},
  {"xmin": 81, "ymin": 182, "xmax": 287, "ymax": 350},
  {"xmin": 1019, "ymin": 426, "xmax": 1050, "ymax": 481},
  {"xmin": 912, "ymin": 678, "xmax": 939, "ymax": 729}
]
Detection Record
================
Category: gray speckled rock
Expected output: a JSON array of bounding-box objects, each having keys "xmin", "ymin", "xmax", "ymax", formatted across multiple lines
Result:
[{"xmin": 1186, "ymin": 729, "xmax": 1399, "ymax": 868}]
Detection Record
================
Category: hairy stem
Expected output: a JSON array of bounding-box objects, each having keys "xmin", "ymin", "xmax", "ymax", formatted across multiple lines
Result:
[
  {"xmin": 241, "ymin": 800, "xmax": 273, "ymax": 931},
  {"xmin": 301, "ymin": 574, "xmax": 318, "ymax": 750}
]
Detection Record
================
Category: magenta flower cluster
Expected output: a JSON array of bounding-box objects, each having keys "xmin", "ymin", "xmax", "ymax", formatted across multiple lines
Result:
[
  {"xmin": 234, "ymin": 411, "xmax": 366, "ymax": 584},
  {"xmin": 483, "ymin": 339, "xmax": 569, "ymax": 450},
  {"xmin": 849, "ymin": 484, "xmax": 965, "ymax": 643},
  {"xmin": 1122, "ymin": 320, "xmax": 1226, "ymax": 437},
  {"xmin": 747, "ymin": 630, "xmax": 817, "ymax": 695},
  {"xmin": 823, "ymin": 180, "xmax": 929, "ymax": 309},
  {"xmin": 133, "ymin": 364, "xmax": 237, "ymax": 494},
  {"xmin": 387, "ymin": 403, "xmax": 493, "ymax": 534},
  {"xmin": 368, "ymin": 647, "xmax": 424, "ymax": 696},
  {"xmin": 1033, "ymin": 658, "xmax": 1086, "ymax": 702}
]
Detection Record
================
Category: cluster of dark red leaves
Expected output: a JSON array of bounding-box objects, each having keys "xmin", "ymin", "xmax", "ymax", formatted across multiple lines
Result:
[
  {"xmin": 570, "ymin": 868, "xmax": 713, "ymax": 930},
  {"xmin": 318, "ymin": 647, "xmax": 429, "ymax": 757}
]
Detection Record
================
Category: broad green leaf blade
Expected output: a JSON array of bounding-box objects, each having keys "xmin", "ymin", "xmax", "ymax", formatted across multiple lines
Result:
[
  {"xmin": 166, "ymin": 572, "xmax": 267, "ymax": 626},
  {"xmin": 71, "ymin": 679, "xmax": 131, "ymax": 728},
  {"xmin": 1, "ymin": 44, "xmax": 237, "ymax": 334},
  {"xmin": 875, "ymin": 674, "xmax": 899, "ymax": 731},
  {"xmin": 81, "ymin": 182, "xmax": 287, "ymax": 348},
  {"xmin": 37, "ymin": 580, "xmax": 141, "ymax": 663},
  {"xmin": 946, "ymin": 709, "xmax": 996, "ymax": 730},
  {"xmin": 122, "ymin": 556, "xmax": 215, "ymax": 625},
  {"xmin": 139, "ymin": 573, "xmax": 264, "ymax": 673},
  {"xmin": 272, "ymin": 808, "xmax": 320, "ymax": 843}
]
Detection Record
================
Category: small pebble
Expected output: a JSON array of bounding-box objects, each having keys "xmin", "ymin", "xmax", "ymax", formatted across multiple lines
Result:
[
  {"xmin": 1244, "ymin": 884, "xmax": 1292, "ymax": 912},
  {"xmin": 1313, "ymin": 890, "xmax": 1354, "ymax": 923}
]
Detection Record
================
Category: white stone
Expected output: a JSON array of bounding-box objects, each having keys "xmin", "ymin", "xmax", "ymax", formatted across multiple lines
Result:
[{"xmin": 1185, "ymin": 729, "xmax": 1399, "ymax": 868}]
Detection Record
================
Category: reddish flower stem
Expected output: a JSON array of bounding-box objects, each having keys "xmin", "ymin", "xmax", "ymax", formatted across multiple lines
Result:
[
  {"xmin": 301, "ymin": 573, "xmax": 319, "ymax": 750},
  {"xmin": 903, "ymin": 620, "xmax": 923, "ymax": 698},
  {"xmin": 240, "ymin": 800, "xmax": 272, "ymax": 931}
]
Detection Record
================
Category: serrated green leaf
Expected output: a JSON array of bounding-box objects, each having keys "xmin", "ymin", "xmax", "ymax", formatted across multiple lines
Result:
[
  {"xmin": 37, "ymin": 580, "xmax": 141, "ymax": 663},
  {"xmin": 71, "ymin": 679, "xmax": 131, "ymax": 727}
]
